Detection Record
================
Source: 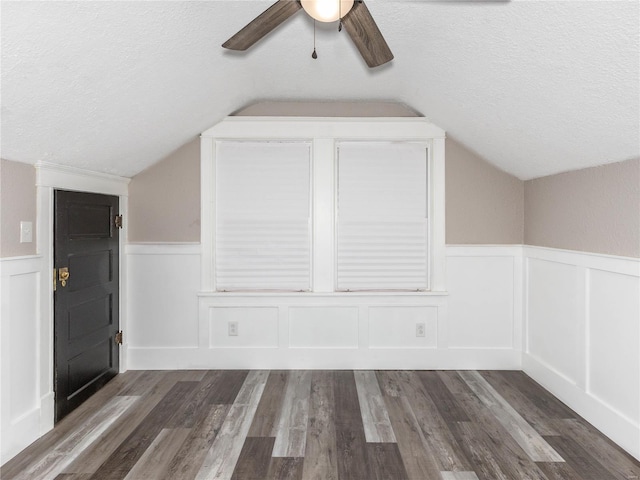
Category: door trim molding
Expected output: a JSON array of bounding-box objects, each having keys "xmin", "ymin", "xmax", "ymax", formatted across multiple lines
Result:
[
  {"xmin": 34, "ymin": 163, "xmax": 129, "ymax": 437},
  {"xmin": 36, "ymin": 162, "xmax": 130, "ymax": 196}
]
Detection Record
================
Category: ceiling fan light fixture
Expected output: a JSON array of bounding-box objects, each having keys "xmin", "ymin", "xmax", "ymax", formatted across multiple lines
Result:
[{"xmin": 301, "ymin": 0, "xmax": 355, "ymax": 23}]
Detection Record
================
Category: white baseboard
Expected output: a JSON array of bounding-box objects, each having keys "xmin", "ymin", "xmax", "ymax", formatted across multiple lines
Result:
[
  {"xmin": 524, "ymin": 353, "xmax": 640, "ymax": 460},
  {"xmin": 0, "ymin": 408, "xmax": 41, "ymax": 464},
  {"xmin": 127, "ymin": 346, "xmax": 521, "ymax": 371},
  {"xmin": 39, "ymin": 392, "xmax": 55, "ymax": 435}
]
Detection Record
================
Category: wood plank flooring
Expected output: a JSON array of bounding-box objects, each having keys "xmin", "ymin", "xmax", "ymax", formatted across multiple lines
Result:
[{"xmin": 2, "ymin": 370, "xmax": 638, "ymax": 480}]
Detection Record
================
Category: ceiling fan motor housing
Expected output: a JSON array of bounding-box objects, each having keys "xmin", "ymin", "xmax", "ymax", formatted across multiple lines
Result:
[{"xmin": 300, "ymin": 0, "xmax": 355, "ymax": 23}]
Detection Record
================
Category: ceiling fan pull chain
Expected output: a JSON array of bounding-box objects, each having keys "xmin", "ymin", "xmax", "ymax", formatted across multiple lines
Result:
[
  {"xmin": 312, "ymin": 19, "xmax": 318, "ymax": 59},
  {"xmin": 339, "ymin": 0, "xmax": 343, "ymax": 31}
]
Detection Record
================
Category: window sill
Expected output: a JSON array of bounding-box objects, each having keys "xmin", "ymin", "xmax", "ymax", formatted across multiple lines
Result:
[{"xmin": 198, "ymin": 290, "xmax": 449, "ymax": 298}]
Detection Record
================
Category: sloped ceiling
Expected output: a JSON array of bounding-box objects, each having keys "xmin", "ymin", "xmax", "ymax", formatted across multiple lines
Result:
[{"xmin": 1, "ymin": 0, "xmax": 638, "ymax": 180}]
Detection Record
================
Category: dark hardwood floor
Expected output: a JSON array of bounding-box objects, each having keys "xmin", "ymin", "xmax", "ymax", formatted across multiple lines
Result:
[{"xmin": 2, "ymin": 370, "xmax": 638, "ymax": 480}]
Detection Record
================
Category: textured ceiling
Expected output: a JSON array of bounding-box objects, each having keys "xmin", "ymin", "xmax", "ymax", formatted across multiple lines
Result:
[{"xmin": 1, "ymin": 0, "xmax": 638, "ymax": 180}]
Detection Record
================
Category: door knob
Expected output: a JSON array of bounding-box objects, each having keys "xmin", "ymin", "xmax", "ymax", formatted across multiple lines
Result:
[{"xmin": 59, "ymin": 267, "xmax": 70, "ymax": 287}]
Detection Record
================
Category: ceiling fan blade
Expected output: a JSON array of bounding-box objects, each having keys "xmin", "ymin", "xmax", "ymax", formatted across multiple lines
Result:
[
  {"xmin": 222, "ymin": 0, "xmax": 302, "ymax": 51},
  {"xmin": 342, "ymin": 1, "xmax": 393, "ymax": 68}
]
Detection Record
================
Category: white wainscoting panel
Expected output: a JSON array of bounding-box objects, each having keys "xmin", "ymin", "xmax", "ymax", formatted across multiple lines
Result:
[
  {"xmin": 523, "ymin": 246, "xmax": 640, "ymax": 461},
  {"xmin": 8, "ymin": 273, "xmax": 39, "ymax": 419},
  {"xmin": 0, "ymin": 256, "xmax": 45, "ymax": 464},
  {"xmin": 127, "ymin": 243, "xmax": 521, "ymax": 371},
  {"xmin": 446, "ymin": 251, "xmax": 517, "ymax": 349},
  {"xmin": 10, "ymin": 241, "xmax": 636, "ymax": 463},
  {"xmin": 209, "ymin": 307, "xmax": 279, "ymax": 348},
  {"xmin": 289, "ymin": 307, "xmax": 359, "ymax": 349},
  {"xmin": 126, "ymin": 244, "xmax": 200, "ymax": 349},
  {"xmin": 369, "ymin": 306, "xmax": 438, "ymax": 349},
  {"xmin": 588, "ymin": 269, "xmax": 640, "ymax": 423},
  {"xmin": 526, "ymin": 258, "xmax": 580, "ymax": 383}
]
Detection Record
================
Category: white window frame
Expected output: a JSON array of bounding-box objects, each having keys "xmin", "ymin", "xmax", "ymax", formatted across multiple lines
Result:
[
  {"xmin": 200, "ymin": 117, "xmax": 446, "ymax": 293},
  {"xmin": 334, "ymin": 140, "xmax": 431, "ymax": 292}
]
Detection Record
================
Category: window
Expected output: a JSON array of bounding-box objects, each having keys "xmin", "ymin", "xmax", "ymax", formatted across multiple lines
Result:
[
  {"xmin": 215, "ymin": 141, "xmax": 312, "ymax": 291},
  {"xmin": 201, "ymin": 117, "xmax": 446, "ymax": 294},
  {"xmin": 336, "ymin": 142, "xmax": 429, "ymax": 291}
]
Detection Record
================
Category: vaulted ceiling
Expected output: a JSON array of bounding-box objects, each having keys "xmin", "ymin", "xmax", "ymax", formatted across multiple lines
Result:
[{"xmin": 1, "ymin": 0, "xmax": 638, "ymax": 180}]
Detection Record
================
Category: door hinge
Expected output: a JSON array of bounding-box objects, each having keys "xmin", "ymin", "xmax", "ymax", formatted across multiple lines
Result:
[
  {"xmin": 53, "ymin": 268, "xmax": 57, "ymax": 292},
  {"xmin": 115, "ymin": 331, "xmax": 123, "ymax": 345},
  {"xmin": 114, "ymin": 215, "xmax": 123, "ymax": 229}
]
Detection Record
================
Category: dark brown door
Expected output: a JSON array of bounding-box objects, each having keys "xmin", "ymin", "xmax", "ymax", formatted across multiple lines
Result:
[{"xmin": 54, "ymin": 190, "xmax": 120, "ymax": 422}]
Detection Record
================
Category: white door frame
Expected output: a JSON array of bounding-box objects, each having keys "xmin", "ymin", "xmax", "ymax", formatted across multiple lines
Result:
[{"xmin": 35, "ymin": 162, "xmax": 129, "ymax": 433}]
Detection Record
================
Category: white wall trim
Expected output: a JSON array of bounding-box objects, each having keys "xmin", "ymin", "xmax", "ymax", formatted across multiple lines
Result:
[
  {"xmin": 447, "ymin": 244, "xmax": 524, "ymax": 257},
  {"xmin": 0, "ymin": 254, "xmax": 43, "ymax": 269},
  {"xmin": 431, "ymin": 137, "xmax": 447, "ymax": 291},
  {"xmin": 200, "ymin": 136, "xmax": 215, "ymax": 292},
  {"xmin": 524, "ymin": 245, "xmax": 640, "ymax": 276},
  {"xmin": 127, "ymin": 347, "xmax": 521, "ymax": 371},
  {"xmin": 201, "ymin": 117, "xmax": 446, "ymax": 140},
  {"xmin": 35, "ymin": 162, "xmax": 130, "ymax": 196},
  {"xmin": 126, "ymin": 243, "xmax": 201, "ymax": 256},
  {"xmin": 523, "ymin": 244, "xmax": 640, "ymax": 461}
]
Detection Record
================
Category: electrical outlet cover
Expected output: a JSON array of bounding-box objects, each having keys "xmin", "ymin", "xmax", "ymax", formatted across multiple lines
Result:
[
  {"xmin": 228, "ymin": 321, "xmax": 239, "ymax": 336},
  {"xmin": 20, "ymin": 221, "xmax": 33, "ymax": 243}
]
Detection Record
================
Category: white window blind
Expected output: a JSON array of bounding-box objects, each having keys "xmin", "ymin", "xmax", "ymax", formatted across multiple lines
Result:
[
  {"xmin": 336, "ymin": 142, "xmax": 429, "ymax": 291},
  {"xmin": 215, "ymin": 141, "xmax": 311, "ymax": 291}
]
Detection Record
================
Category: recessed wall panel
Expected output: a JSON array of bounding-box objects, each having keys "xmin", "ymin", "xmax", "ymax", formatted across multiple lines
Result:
[
  {"xmin": 9, "ymin": 272, "xmax": 39, "ymax": 421},
  {"xmin": 289, "ymin": 307, "xmax": 359, "ymax": 348},
  {"xmin": 209, "ymin": 307, "xmax": 279, "ymax": 348},
  {"xmin": 527, "ymin": 258, "xmax": 580, "ymax": 382},
  {"xmin": 127, "ymin": 252, "xmax": 200, "ymax": 348},
  {"xmin": 589, "ymin": 270, "xmax": 640, "ymax": 422},
  {"xmin": 447, "ymin": 256, "xmax": 514, "ymax": 348},
  {"xmin": 369, "ymin": 306, "xmax": 437, "ymax": 348}
]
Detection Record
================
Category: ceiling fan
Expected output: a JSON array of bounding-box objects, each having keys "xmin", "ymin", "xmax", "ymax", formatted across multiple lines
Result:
[{"xmin": 222, "ymin": 0, "xmax": 393, "ymax": 68}]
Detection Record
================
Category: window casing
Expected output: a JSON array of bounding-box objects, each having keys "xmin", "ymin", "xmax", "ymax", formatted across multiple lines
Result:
[{"xmin": 201, "ymin": 117, "xmax": 446, "ymax": 294}]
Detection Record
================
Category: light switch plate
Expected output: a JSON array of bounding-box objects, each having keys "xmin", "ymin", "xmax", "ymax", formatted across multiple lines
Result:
[{"xmin": 20, "ymin": 221, "xmax": 33, "ymax": 243}]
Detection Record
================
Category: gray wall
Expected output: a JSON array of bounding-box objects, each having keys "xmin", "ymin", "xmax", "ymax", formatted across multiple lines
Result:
[
  {"xmin": 525, "ymin": 158, "xmax": 640, "ymax": 258},
  {"xmin": 6, "ymin": 138, "xmax": 636, "ymax": 258},
  {"xmin": 446, "ymin": 139, "xmax": 524, "ymax": 244},
  {"xmin": 128, "ymin": 138, "xmax": 201, "ymax": 243},
  {"xmin": 0, "ymin": 159, "xmax": 37, "ymax": 258}
]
